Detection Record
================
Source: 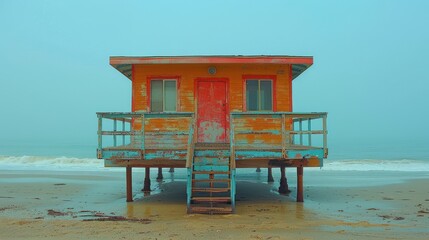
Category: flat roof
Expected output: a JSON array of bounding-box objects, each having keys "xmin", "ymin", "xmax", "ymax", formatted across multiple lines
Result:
[{"xmin": 110, "ymin": 55, "xmax": 313, "ymax": 80}]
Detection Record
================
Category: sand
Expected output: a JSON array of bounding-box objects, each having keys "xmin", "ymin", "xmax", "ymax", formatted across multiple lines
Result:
[{"xmin": 1, "ymin": 169, "xmax": 428, "ymax": 240}]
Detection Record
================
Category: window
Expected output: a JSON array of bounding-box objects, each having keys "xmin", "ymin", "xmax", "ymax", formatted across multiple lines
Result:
[
  {"xmin": 246, "ymin": 79, "xmax": 273, "ymax": 111},
  {"xmin": 150, "ymin": 79, "xmax": 177, "ymax": 112}
]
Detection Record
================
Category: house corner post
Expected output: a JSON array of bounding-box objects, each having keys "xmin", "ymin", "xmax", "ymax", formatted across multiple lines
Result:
[
  {"xmin": 157, "ymin": 167, "xmax": 163, "ymax": 181},
  {"xmin": 267, "ymin": 167, "xmax": 274, "ymax": 182},
  {"xmin": 297, "ymin": 166, "xmax": 304, "ymax": 202},
  {"xmin": 126, "ymin": 166, "xmax": 133, "ymax": 202},
  {"xmin": 142, "ymin": 167, "xmax": 151, "ymax": 192},
  {"xmin": 278, "ymin": 166, "xmax": 290, "ymax": 194}
]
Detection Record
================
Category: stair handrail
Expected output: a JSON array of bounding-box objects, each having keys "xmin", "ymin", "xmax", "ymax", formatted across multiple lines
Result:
[
  {"xmin": 185, "ymin": 114, "xmax": 196, "ymax": 212},
  {"xmin": 229, "ymin": 114, "xmax": 237, "ymax": 211},
  {"xmin": 229, "ymin": 114, "xmax": 236, "ymax": 170},
  {"xmin": 185, "ymin": 114, "xmax": 197, "ymax": 168}
]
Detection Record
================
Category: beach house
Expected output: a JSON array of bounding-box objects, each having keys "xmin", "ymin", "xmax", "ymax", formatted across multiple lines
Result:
[{"xmin": 97, "ymin": 56, "xmax": 328, "ymax": 214}]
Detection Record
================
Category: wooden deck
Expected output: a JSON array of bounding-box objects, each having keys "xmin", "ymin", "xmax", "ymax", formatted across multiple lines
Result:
[
  {"xmin": 97, "ymin": 112, "xmax": 328, "ymax": 212},
  {"xmin": 97, "ymin": 112, "xmax": 328, "ymax": 168}
]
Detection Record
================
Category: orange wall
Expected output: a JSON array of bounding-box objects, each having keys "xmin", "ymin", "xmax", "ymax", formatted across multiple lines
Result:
[{"xmin": 132, "ymin": 63, "xmax": 292, "ymax": 113}]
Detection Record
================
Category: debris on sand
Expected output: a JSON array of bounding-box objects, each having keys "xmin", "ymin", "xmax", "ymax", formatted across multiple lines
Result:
[
  {"xmin": 377, "ymin": 214, "xmax": 405, "ymax": 221},
  {"xmin": 83, "ymin": 216, "xmax": 152, "ymax": 224},
  {"xmin": 47, "ymin": 209, "xmax": 68, "ymax": 216},
  {"xmin": 0, "ymin": 206, "xmax": 16, "ymax": 211}
]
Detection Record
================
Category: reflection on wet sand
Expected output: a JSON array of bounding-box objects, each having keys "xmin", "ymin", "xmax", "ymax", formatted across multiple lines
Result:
[{"xmin": 2, "ymin": 170, "xmax": 428, "ymax": 240}]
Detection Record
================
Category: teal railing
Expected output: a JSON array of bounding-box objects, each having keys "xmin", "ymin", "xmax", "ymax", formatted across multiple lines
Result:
[
  {"xmin": 230, "ymin": 112, "xmax": 328, "ymax": 158},
  {"xmin": 97, "ymin": 112, "xmax": 195, "ymax": 160}
]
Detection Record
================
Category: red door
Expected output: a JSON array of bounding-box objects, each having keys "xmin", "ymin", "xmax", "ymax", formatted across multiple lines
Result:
[{"xmin": 197, "ymin": 80, "xmax": 227, "ymax": 143}]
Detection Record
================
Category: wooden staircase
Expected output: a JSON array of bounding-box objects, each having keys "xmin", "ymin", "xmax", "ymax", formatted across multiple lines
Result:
[{"xmin": 187, "ymin": 143, "xmax": 235, "ymax": 214}]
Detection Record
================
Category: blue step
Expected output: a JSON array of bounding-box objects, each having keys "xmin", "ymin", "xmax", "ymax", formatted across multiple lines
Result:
[
  {"xmin": 188, "ymin": 144, "xmax": 235, "ymax": 214},
  {"xmin": 193, "ymin": 156, "xmax": 229, "ymax": 166},
  {"xmin": 193, "ymin": 164, "xmax": 229, "ymax": 172},
  {"xmin": 194, "ymin": 149, "xmax": 230, "ymax": 158}
]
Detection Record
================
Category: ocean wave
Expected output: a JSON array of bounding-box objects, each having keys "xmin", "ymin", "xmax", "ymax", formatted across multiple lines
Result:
[
  {"xmin": 0, "ymin": 155, "xmax": 103, "ymax": 171},
  {"xmin": 1, "ymin": 156, "xmax": 429, "ymax": 172},
  {"xmin": 322, "ymin": 159, "xmax": 429, "ymax": 172}
]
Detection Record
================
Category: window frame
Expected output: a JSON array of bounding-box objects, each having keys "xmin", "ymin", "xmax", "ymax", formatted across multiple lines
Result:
[
  {"xmin": 147, "ymin": 76, "xmax": 180, "ymax": 112},
  {"xmin": 242, "ymin": 75, "xmax": 276, "ymax": 112}
]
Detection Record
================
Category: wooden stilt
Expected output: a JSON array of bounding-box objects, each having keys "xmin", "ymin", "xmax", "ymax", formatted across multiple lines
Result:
[
  {"xmin": 278, "ymin": 166, "xmax": 290, "ymax": 194},
  {"xmin": 169, "ymin": 167, "xmax": 175, "ymax": 173},
  {"xmin": 297, "ymin": 166, "xmax": 304, "ymax": 202},
  {"xmin": 126, "ymin": 166, "xmax": 133, "ymax": 202},
  {"xmin": 256, "ymin": 167, "xmax": 261, "ymax": 172},
  {"xmin": 267, "ymin": 167, "xmax": 274, "ymax": 182},
  {"xmin": 142, "ymin": 167, "xmax": 151, "ymax": 192},
  {"xmin": 157, "ymin": 167, "xmax": 163, "ymax": 181}
]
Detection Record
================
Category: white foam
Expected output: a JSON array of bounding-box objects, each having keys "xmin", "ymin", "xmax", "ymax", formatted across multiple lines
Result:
[
  {"xmin": 1, "ymin": 155, "xmax": 429, "ymax": 172},
  {"xmin": 322, "ymin": 159, "xmax": 429, "ymax": 172},
  {"xmin": 0, "ymin": 155, "xmax": 104, "ymax": 171}
]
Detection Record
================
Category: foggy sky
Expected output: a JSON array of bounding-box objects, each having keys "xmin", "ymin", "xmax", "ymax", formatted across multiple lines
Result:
[{"xmin": 1, "ymin": 0, "xmax": 428, "ymax": 153}]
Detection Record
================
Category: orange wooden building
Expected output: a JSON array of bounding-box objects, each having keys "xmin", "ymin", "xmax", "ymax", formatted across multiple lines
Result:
[{"xmin": 97, "ymin": 56, "xmax": 328, "ymax": 214}]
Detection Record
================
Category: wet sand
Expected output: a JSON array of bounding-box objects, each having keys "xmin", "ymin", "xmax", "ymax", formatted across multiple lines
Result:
[{"xmin": 0, "ymin": 169, "xmax": 428, "ymax": 239}]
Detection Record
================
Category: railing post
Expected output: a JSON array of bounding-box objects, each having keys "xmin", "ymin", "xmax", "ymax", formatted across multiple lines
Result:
[
  {"xmin": 299, "ymin": 119, "xmax": 303, "ymax": 145},
  {"xmin": 290, "ymin": 116, "xmax": 294, "ymax": 145},
  {"xmin": 323, "ymin": 114, "xmax": 328, "ymax": 157},
  {"xmin": 97, "ymin": 114, "xmax": 102, "ymax": 159},
  {"xmin": 122, "ymin": 118, "xmax": 126, "ymax": 145},
  {"xmin": 113, "ymin": 119, "xmax": 117, "ymax": 147},
  {"xmin": 281, "ymin": 114, "xmax": 286, "ymax": 158},
  {"xmin": 308, "ymin": 118, "xmax": 312, "ymax": 146},
  {"xmin": 141, "ymin": 114, "xmax": 145, "ymax": 158}
]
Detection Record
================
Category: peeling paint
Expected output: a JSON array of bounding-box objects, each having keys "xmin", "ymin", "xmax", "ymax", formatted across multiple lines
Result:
[
  {"xmin": 196, "ymin": 80, "xmax": 227, "ymax": 143},
  {"xmin": 199, "ymin": 121, "xmax": 225, "ymax": 142}
]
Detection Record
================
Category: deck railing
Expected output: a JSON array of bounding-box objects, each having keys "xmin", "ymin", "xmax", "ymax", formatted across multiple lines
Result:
[
  {"xmin": 97, "ymin": 112, "xmax": 195, "ymax": 161},
  {"xmin": 230, "ymin": 112, "xmax": 328, "ymax": 162},
  {"xmin": 97, "ymin": 111, "xmax": 327, "ymax": 162}
]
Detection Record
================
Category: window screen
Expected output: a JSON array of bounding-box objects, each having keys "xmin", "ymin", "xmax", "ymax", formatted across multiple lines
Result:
[
  {"xmin": 260, "ymin": 80, "xmax": 272, "ymax": 111},
  {"xmin": 150, "ymin": 80, "xmax": 177, "ymax": 112},
  {"xmin": 245, "ymin": 79, "xmax": 273, "ymax": 111},
  {"xmin": 246, "ymin": 80, "xmax": 258, "ymax": 111},
  {"xmin": 164, "ymin": 80, "xmax": 177, "ymax": 111}
]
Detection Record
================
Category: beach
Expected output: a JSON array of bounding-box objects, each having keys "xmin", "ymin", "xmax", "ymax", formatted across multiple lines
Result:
[{"xmin": 1, "ymin": 168, "xmax": 428, "ymax": 240}]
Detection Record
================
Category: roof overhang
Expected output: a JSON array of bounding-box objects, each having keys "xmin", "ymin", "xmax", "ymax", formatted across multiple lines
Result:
[{"xmin": 110, "ymin": 55, "xmax": 313, "ymax": 80}]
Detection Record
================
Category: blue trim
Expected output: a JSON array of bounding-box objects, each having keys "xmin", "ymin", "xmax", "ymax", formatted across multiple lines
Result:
[
  {"xmin": 235, "ymin": 150, "xmax": 282, "ymax": 159},
  {"xmin": 286, "ymin": 149, "xmax": 324, "ymax": 160},
  {"xmin": 230, "ymin": 169, "xmax": 236, "ymax": 210},
  {"xmin": 194, "ymin": 150, "xmax": 230, "ymax": 157},
  {"xmin": 186, "ymin": 168, "xmax": 192, "ymax": 210},
  {"xmin": 102, "ymin": 150, "xmax": 141, "ymax": 159},
  {"xmin": 102, "ymin": 150, "xmax": 188, "ymax": 160}
]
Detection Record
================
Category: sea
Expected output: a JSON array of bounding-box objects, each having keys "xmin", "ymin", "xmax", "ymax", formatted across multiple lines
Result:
[{"xmin": 0, "ymin": 140, "xmax": 428, "ymax": 172}]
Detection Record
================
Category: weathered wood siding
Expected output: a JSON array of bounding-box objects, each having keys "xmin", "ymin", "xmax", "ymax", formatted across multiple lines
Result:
[
  {"xmin": 132, "ymin": 64, "xmax": 292, "ymax": 113},
  {"xmin": 131, "ymin": 64, "xmax": 291, "ymax": 145},
  {"xmin": 131, "ymin": 117, "xmax": 192, "ymax": 150},
  {"xmin": 233, "ymin": 117, "xmax": 283, "ymax": 149}
]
